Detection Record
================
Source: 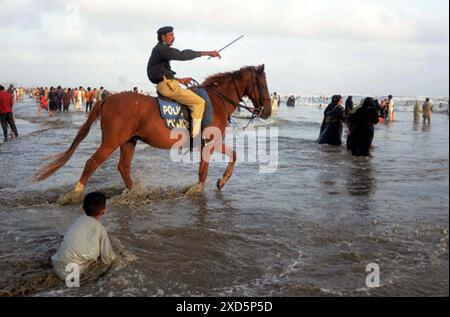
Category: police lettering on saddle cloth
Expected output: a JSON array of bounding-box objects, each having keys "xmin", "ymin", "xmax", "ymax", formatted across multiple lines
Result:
[{"xmin": 157, "ymin": 88, "xmax": 214, "ymax": 132}]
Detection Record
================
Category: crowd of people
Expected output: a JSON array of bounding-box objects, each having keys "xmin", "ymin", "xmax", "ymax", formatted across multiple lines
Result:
[
  {"xmin": 271, "ymin": 93, "xmax": 301, "ymax": 109},
  {"xmin": 413, "ymin": 98, "xmax": 434, "ymax": 124},
  {"xmin": 30, "ymin": 86, "xmax": 110, "ymax": 116},
  {"xmin": 0, "ymin": 84, "xmax": 153, "ymax": 142},
  {"xmin": 317, "ymin": 94, "xmax": 436, "ymax": 156},
  {"xmin": 286, "ymin": 95, "xmax": 296, "ymax": 107},
  {"xmin": 0, "ymin": 82, "xmax": 440, "ymax": 153},
  {"xmin": 318, "ymin": 95, "xmax": 381, "ymax": 156}
]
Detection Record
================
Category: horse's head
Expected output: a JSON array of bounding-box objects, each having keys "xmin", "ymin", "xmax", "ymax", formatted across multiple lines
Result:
[
  {"xmin": 202, "ymin": 65, "xmax": 272, "ymax": 119},
  {"xmin": 241, "ymin": 65, "xmax": 272, "ymax": 119}
]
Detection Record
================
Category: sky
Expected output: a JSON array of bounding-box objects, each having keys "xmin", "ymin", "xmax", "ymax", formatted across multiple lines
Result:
[{"xmin": 0, "ymin": 0, "xmax": 449, "ymax": 97}]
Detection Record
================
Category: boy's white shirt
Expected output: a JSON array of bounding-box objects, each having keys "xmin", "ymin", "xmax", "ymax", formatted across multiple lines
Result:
[{"xmin": 52, "ymin": 214, "xmax": 116, "ymax": 280}]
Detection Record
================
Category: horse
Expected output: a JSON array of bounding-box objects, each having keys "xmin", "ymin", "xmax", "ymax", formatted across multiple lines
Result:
[{"xmin": 35, "ymin": 65, "xmax": 272, "ymax": 203}]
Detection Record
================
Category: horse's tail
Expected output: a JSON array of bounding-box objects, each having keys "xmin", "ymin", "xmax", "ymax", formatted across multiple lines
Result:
[{"xmin": 35, "ymin": 99, "xmax": 107, "ymax": 181}]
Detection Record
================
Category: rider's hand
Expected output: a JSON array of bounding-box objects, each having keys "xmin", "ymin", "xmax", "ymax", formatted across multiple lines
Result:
[
  {"xmin": 178, "ymin": 77, "xmax": 193, "ymax": 86},
  {"xmin": 209, "ymin": 51, "xmax": 222, "ymax": 59}
]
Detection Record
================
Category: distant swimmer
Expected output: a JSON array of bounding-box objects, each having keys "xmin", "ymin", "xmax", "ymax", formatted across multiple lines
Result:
[
  {"xmin": 85, "ymin": 87, "xmax": 94, "ymax": 112},
  {"xmin": 56, "ymin": 86, "xmax": 64, "ymax": 111},
  {"xmin": 63, "ymin": 88, "xmax": 72, "ymax": 112},
  {"xmin": 76, "ymin": 87, "xmax": 84, "ymax": 111},
  {"xmin": 40, "ymin": 93, "xmax": 54, "ymax": 117},
  {"xmin": 96, "ymin": 87, "xmax": 105, "ymax": 102},
  {"xmin": 380, "ymin": 99, "xmax": 388, "ymax": 121},
  {"xmin": 48, "ymin": 87, "xmax": 58, "ymax": 111},
  {"xmin": 287, "ymin": 95, "xmax": 296, "ymax": 107},
  {"xmin": 51, "ymin": 192, "xmax": 116, "ymax": 284},
  {"xmin": 271, "ymin": 92, "xmax": 280, "ymax": 111},
  {"xmin": 413, "ymin": 100, "xmax": 421, "ymax": 123},
  {"xmin": 422, "ymin": 98, "xmax": 433, "ymax": 125},
  {"xmin": 388, "ymin": 95, "xmax": 395, "ymax": 122}
]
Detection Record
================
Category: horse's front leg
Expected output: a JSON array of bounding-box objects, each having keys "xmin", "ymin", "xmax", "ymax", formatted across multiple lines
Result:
[
  {"xmin": 215, "ymin": 143, "xmax": 236, "ymax": 190},
  {"xmin": 198, "ymin": 142, "xmax": 216, "ymax": 188},
  {"xmin": 186, "ymin": 142, "xmax": 214, "ymax": 196}
]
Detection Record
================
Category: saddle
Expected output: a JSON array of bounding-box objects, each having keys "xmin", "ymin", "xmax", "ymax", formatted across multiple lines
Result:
[{"xmin": 157, "ymin": 88, "xmax": 214, "ymax": 131}]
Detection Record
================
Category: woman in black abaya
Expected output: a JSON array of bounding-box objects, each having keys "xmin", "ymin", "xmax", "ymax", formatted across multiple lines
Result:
[
  {"xmin": 346, "ymin": 97, "xmax": 379, "ymax": 156},
  {"xmin": 318, "ymin": 95, "xmax": 345, "ymax": 146}
]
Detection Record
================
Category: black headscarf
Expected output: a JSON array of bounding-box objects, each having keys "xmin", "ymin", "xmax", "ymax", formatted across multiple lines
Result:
[
  {"xmin": 345, "ymin": 96, "xmax": 354, "ymax": 115},
  {"xmin": 331, "ymin": 95, "xmax": 342, "ymax": 106}
]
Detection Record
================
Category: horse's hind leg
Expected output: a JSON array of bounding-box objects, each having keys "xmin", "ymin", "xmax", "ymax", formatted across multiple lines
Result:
[
  {"xmin": 75, "ymin": 143, "xmax": 119, "ymax": 192},
  {"xmin": 118, "ymin": 139, "xmax": 137, "ymax": 190},
  {"xmin": 57, "ymin": 143, "xmax": 119, "ymax": 205},
  {"xmin": 215, "ymin": 143, "xmax": 237, "ymax": 190}
]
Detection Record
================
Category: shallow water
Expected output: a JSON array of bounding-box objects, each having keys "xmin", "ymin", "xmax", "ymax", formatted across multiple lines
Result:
[{"xmin": 0, "ymin": 98, "xmax": 448, "ymax": 296}]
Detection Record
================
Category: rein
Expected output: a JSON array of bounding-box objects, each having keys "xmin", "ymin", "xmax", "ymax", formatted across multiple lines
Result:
[{"xmin": 190, "ymin": 69, "xmax": 265, "ymax": 128}]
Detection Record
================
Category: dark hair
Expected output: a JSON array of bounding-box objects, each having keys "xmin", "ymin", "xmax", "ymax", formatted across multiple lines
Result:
[
  {"xmin": 388, "ymin": 95, "xmax": 393, "ymax": 99},
  {"xmin": 83, "ymin": 192, "xmax": 106, "ymax": 217},
  {"xmin": 0, "ymin": 85, "xmax": 4, "ymax": 91},
  {"xmin": 157, "ymin": 26, "xmax": 174, "ymax": 43},
  {"xmin": 426, "ymin": 97, "xmax": 430, "ymax": 102}
]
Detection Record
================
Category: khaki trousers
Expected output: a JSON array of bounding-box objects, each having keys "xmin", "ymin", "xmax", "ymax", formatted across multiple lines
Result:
[{"xmin": 157, "ymin": 77, "xmax": 205, "ymax": 120}]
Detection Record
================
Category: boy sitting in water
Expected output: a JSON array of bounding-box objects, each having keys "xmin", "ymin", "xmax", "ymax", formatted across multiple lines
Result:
[{"xmin": 52, "ymin": 192, "xmax": 116, "ymax": 283}]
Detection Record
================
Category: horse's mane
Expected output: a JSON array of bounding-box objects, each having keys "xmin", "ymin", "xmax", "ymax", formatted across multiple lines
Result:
[{"xmin": 202, "ymin": 66, "xmax": 256, "ymax": 87}]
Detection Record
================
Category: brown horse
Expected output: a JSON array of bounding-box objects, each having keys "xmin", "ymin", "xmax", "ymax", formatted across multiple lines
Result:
[{"xmin": 35, "ymin": 65, "xmax": 272, "ymax": 203}]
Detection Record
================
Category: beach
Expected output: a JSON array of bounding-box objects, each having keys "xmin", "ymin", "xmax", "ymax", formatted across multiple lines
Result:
[{"xmin": 0, "ymin": 97, "xmax": 448, "ymax": 296}]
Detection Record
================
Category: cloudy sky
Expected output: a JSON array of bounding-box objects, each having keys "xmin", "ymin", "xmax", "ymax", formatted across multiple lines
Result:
[{"xmin": 1, "ymin": 0, "xmax": 448, "ymax": 96}]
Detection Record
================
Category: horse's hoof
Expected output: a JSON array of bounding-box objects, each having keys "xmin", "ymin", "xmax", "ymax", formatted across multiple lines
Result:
[
  {"xmin": 57, "ymin": 190, "xmax": 85, "ymax": 205},
  {"xmin": 216, "ymin": 179, "xmax": 225, "ymax": 191},
  {"xmin": 185, "ymin": 183, "xmax": 205, "ymax": 197}
]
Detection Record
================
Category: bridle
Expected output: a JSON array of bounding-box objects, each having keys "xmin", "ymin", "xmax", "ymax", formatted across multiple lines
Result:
[{"xmin": 192, "ymin": 68, "xmax": 268, "ymax": 126}]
